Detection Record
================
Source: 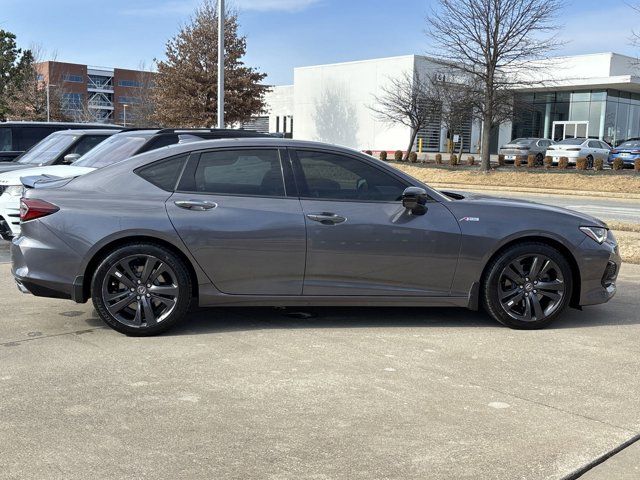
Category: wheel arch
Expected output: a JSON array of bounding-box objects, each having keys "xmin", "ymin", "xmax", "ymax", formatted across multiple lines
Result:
[
  {"xmin": 479, "ymin": 235, "xmax": 582, "ymax": 308},
  {"xmin": 81, "ymin": 235, "xmax": 201, "ymax": 303}
]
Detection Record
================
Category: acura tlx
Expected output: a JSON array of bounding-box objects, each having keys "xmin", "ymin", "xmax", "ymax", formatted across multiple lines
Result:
[{"xmin": 11, "ymin": 138, "xmax": 620, "ymax": 336}]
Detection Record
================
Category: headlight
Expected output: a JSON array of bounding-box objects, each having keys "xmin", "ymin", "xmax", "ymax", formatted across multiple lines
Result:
[
  {"xmin": 4, "ymin": 185, "xmax": 24, "ymax": 197},
  {"xmin": 580, "ymin": 226, "xmax": 608, "ymax": 244}
]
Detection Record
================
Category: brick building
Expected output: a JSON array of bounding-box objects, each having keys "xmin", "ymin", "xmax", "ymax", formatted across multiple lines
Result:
[{"xmin": 35, "ymin": 61, "xmax": 154, "ymax": 125}]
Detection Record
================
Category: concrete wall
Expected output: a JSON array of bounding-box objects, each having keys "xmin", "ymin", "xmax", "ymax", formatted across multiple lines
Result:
[
  {"xmin": 264, "ymin": 85, "xmax": 294, "ymax": 133},
  {"xmin": 292, "ymin": 55, "xmax": 418, "ymax": 150}
]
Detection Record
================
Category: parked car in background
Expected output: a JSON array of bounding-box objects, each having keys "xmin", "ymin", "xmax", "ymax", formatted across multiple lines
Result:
[
  {"xmin": 0, "ymin": 129, "xmax": 121, "ymax": 175},
  {"xmin": 0, "ymin": 121, "xmax": 120, "ymax": 162},
  {"xmin": 12, "ymin": 138, "xmax": 620, "ymax": 336},
  {"xmin": 499, "ymin": 138, "xmax": 554, "ymax": 164},
  {"xmin": 608, "ymin": 140, "xmax": 640, "ymax": 168},
  {"xmin": 0, "ymin": 128, "xmax": 272, "ymax": 240},
  {"xmin": 545, "ymin": 138, "xmax": 611, "ymax": 167}
]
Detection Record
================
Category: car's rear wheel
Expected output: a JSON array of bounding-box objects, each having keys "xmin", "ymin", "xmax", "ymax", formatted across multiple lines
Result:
[
  {"xmin": 92, "ymin": 243, "xmax": 192, "ymax": 336},
  {"xmin": 482, "ymin": 242, "xmax": 573, "ymax": 329},
  {"xmin": 586, "ymin": 155, "xmax": 594, "ymax": 169}
]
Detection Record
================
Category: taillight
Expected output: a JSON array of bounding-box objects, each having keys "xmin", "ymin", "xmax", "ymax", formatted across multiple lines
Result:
[
  {"xmin": 611, "ymin": 150, "xmax": 619, "ymax": 154},
  {"xmin": 20, "ymin": 198, "xmax": 59, "ymax": 222},
  {"xmin": 631, "ymin": 150, "xmax": 640, "ymax": 154}
]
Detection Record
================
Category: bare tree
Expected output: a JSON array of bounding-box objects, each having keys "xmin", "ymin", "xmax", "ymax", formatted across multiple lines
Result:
[
  {"xmin": 6, "ymin": 45, "xmax": 71, "ymax": 122},
  {"xmin": 369, "ymin": 71, "xmax": 438, "ymax": 160},
  {"xmin": 427, "ymin": 0, "xmax": 560, "ymax": 171}
]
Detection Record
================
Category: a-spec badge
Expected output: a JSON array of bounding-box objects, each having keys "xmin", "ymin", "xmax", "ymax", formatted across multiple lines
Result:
[{"xmin": 459, "ymin": 217, "xmax": 480, "ymax": 222}]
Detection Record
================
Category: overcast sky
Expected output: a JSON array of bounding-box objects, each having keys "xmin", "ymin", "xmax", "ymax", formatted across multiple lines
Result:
[{"xmin": 1, "ymin": 0, "xmax": 638, "ymax": 85}]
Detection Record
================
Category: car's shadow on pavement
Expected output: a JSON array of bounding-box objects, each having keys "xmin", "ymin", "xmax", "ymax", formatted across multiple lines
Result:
[
  {"xmin": 81, "ymin": 304, "xmax": 638, "ymax": 336},
  {"xmin": 105, "ymin": 304, "xmax": 636, "ymax": 336}
]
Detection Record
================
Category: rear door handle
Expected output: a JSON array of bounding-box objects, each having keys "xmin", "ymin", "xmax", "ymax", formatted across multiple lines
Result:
[
  {"xmin": 174, "ymin": 200, "xmax": 217, "ymax": 211},
  {"xmin": 306, "ymin": 212, "xmax": 347, "ymax": 225}
]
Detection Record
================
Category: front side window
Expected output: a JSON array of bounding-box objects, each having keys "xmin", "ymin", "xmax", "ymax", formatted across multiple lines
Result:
[
  {"xmin": 184, "ymin": 149, "xmax": 285, "ymax": 197},
  {"xmin": 295, "ymin": 150, "xmax": 407, "ymax": 202},
  {"xmin": 67, "ymin": 135, "xmax": 109, "ymax": 157}
]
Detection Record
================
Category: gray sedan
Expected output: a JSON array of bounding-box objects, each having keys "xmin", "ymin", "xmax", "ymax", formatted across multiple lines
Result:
[
  {"xmin": 12, "ymin": 139, "xmax": 620, "ymax": 335},
  {"xmin": 499, "ymin": 138, "xmax": 554, "ymax": 164}
]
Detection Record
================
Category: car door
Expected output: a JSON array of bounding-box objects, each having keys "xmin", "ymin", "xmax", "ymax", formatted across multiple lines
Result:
[
  {"xmin": 166, "ymin": 148, "xmax": 306, "ymax": 295},
  {"xmin": 598, "ymin": 141, "xmax": 611, "ymax": 160},
  {"xmin": 291, "ymin": 148, "xmax": 461, "ymax": 297}
]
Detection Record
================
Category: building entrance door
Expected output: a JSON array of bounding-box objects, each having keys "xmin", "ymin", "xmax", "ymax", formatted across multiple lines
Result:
[{"xmin": 552, "ymin": 121, "xmax": 589, "ymax": 141}]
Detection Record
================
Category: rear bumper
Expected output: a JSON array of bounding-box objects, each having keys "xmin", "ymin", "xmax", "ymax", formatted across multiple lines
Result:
[
  {"xmin": 608, "ymin": 154, "xmax": 639, "ymax": 166},
  {"xmin": 11, "ymin": 222, "xmax": 86, "ymax": 302}
]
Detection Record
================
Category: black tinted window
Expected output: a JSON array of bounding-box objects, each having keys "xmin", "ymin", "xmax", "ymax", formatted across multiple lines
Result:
[
  {"xmin": 15, "ymin": 127, "xmax": 58, "ymax": 151},
  {"xmin": 137, "ymin": 155, "xmax": 188, "ymax": 191},
  {"xmin": 139, "ymin": 134, "xmax": 179, "ymax": 153},
  {"xmin": 188, "ymin": 149, "xmax": 285, "ymax": 197},
  {"xmin": 68, "ymin": 135, "xmax": 109, "ymax": 157},
  {"xmin": 295, "ymin": 151, "xmax": 406, "ymax": 202},
  {"xmin": 0, "ymin": 128, "xmax": 11, "ymax": 151}
]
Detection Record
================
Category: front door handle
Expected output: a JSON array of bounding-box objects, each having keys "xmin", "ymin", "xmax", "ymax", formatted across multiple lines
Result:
[
  {"xmin": 174, "ymin": 200, "xmax": 217, "ymax": 211},
  {"xmin": 306, "ymin": 212, "xmax": 347, "ymax": 225}
]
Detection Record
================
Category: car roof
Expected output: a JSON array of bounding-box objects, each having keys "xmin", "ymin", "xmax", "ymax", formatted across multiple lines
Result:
[
  {"xmin": 0, "ymin": 121, "xmax": 121, "ymax": 128},
  {"xmin": 56, "ymin": 129, "xmax": 121, "ymax": 136}
]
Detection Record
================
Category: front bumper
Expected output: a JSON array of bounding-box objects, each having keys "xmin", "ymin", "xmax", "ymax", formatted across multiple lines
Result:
[{"xmin": 577, "ymin": 232, "xmax": 621, "ymax": 306}]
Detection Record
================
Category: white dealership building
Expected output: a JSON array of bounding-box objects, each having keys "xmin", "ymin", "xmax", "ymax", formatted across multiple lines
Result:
[{"xmin": 257, "ymin": 52, "xmax": 640, "ymax": 153}]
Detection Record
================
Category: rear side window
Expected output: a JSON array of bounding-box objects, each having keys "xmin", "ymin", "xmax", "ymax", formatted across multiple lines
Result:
[
  {"xmin": 136, "ymin": 155, "xmax": 188, "ymax": 191},
  {"xmin": 182, "ymin": 149, "xmax": 285, "ymax": 197},
  {"xmin": 138, "ymin": 134, "xmax": 179, "ymax": 153}
]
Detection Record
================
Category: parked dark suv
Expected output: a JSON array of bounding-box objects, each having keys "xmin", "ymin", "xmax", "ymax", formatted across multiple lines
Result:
[
  {"xmin": 68, "ymin": 128, "xmax": 275, "ymax": 169},
  {"xmin": 0, "ymin": 121, "xmax": 121, "ymax": 162}
]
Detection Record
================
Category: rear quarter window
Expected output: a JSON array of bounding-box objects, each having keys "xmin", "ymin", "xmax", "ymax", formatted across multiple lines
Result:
[{"xmin": 135, "ymin": 154, "xmax": 188, "ymax": 191}]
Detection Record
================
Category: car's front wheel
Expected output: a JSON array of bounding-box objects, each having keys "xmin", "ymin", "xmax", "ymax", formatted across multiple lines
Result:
[
  {"xmin": 482, "ymin": 242, "xmax": 573, "ymax": 329},
  {"xmin": 91, "ymin": 243, "xmax": 192, "ymax": 336}
]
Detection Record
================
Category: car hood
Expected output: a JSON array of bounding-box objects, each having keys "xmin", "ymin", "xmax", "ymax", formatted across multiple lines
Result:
[
  {"xmin": 0, "ymin": 163, "xmax": 36, "ymax": 174},
  {"xmin": 441, "ymin": 191, "xmax": 607, "ymax": 227},
  {"xmin": 0, "ymin": 165, "xmax": 96, "ymax": 186}
]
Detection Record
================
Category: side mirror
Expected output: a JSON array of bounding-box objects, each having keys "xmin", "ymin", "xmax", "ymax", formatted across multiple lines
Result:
[
  {"xmin": 62, "ymin": 153, "xmax": 81, "ymax": 164},
  {"xmin": 402, "ymin": 187, "xmax": 428, "ymax": 215}
]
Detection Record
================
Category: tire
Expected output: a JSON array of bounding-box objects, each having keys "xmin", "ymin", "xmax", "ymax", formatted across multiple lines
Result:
[
  {"xmin": 535, "ymin": 153, "xmax": 543, "ymax": 166},
  {"xmin": 91, "ymin": 243, "xmax": 192, "ymax": 336},
  {"xmin": 482, "ymin": 242, "xmax": 573, "ymax": 330},
  {"xmin": 586, "ymin": 155, "xmax": 594, "ymax": 170}
]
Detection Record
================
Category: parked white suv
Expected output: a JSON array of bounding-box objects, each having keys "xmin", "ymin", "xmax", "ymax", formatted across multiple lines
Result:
[{"xmin": 545, "ymin": 138, "xmax": 611, "ymax": 167}]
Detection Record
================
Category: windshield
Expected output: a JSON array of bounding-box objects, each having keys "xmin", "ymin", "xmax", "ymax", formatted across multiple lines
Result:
[
  {"xmin": 74, "ymin": 134, "xmax": 149, "ymax": 168},
  {"xmin": 556, "ymin": 138, "xmax": 585, "ymax": 145},
  {"xmin": 17, "ymin": 132, "xmax": 78, "ymax": 164},
  {"xmin": 0, "ymin": 127, "xmax": 12, "ymax": 151},
  {"xmin": 619, "ymin": 141, "xmax": 640, "ymax": 149}
]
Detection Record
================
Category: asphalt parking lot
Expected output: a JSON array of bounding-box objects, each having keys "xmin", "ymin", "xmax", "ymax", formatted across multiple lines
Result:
[{"xmin": 1, "ymin": 258, "xmax": 639, "ymax": 479}]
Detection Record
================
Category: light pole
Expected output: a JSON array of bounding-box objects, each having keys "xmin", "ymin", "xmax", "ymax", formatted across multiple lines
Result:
[
  {"xmin": 123, "ymin": 104, "xmax": 128, "ymax": 127},
  {"xmin": 46, "ymin": 84, "xmax": 57, "ymax": 122},
  {"xmin": 217, "ymin": 0, "xmax": 225, "ymax": 128}
]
